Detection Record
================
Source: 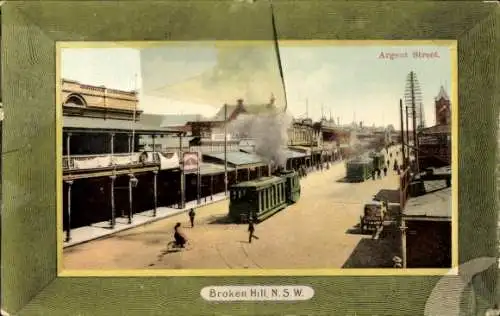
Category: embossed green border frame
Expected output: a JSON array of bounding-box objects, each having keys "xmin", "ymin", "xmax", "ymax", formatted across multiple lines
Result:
[{"xmin": 2, "ymin": 1, "xmax": 499, "ymax": 315}]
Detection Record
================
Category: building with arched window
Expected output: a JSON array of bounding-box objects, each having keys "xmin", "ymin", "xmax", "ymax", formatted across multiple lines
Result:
[{"xmin": 62, "ymin": 79, "xmax": 142, "ymax": 121}]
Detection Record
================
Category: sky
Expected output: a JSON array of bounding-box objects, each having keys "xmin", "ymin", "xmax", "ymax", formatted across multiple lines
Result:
[{"xmin": 61, "ymin": 42, "xmax": 453, "ymax": 128}]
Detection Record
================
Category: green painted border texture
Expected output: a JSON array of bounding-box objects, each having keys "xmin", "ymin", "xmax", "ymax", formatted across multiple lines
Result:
[{"xmin": 2, "ymin": 1, "xmax": 499, "ymax": 315}]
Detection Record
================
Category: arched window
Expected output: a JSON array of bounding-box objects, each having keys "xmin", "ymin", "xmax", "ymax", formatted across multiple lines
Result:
[{"xmin": 64, "ymin": 94, "xmax": 87, "ymax": 107}]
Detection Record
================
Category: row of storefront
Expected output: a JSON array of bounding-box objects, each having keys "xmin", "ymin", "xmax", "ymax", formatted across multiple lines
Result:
[{"xmin": 62, "ymin": 140, "xmax": 341, "ymax": 241}]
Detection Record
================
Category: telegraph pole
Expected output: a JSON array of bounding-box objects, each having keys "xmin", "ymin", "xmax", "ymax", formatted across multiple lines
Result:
[
  {"xmin": 179, "ymin": 133, "xmax": 185, "ymax": 209},
  {"xmin": 405, "ymin": 106, "xmax": 410, "ymax": 168},
  {"xmin": 224, "ymin": 104, "xmax": 228, "ymax": 195},
  {"xmin": 405, "ymin": 71, "xmax": 422, "ymax": 174},
  {"xmin": 399, "ymin": 99, "xmax": 405, "ymax": 168},
  {"xmin": 131, "ymin": 73, "xmax": 138, "ymax": 153},
  {"xmin": 410, "ymin": 72, "xmax": 419, "ymax": 174}
]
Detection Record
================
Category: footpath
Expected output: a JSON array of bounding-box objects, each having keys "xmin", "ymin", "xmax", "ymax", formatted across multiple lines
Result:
[{"xmin": 63, "ymin": 192, "xmax": 228, "ymax": 249}]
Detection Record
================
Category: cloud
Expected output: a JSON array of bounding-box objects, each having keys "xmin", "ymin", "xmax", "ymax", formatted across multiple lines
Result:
[{"xmin": 141, "ymin": 44, "xmax": 286, "ymax": 110}]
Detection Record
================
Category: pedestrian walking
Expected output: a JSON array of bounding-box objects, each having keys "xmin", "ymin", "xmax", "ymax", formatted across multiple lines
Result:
[
  {"xmin": 188, "ymin": 208, "xmax": 196, "ymax": 228},
  {"xmin": 383, "ymin": 166, "xmax": 388, "ymax": 177},
  {"xmin": 248, "ymin": 219, "xmax": 259, "ymax": 243},
  {"xmin": 371, "ymin": 169, "xmax": 376, "ymax": 180},
  {"xmin": 174, "ymin": 222, "xmax": 187, "ymax": 248},
  {"xmin": 377, "ymin": 168, "xmax": 381, "ymax": 179}
]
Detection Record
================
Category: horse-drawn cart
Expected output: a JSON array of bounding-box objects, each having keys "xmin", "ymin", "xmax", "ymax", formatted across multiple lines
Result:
[
  {"xmin": 359, "ymin": 189, "xmax": 401, "ymax": 235},
  {"xmin": 360, "ymin": 203, "xmax": 387, "ymax": 234}
]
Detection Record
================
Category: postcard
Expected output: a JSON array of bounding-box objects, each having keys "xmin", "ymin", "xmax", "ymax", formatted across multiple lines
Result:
[
  {"xmin": 3, "ymin": 0, "xmax": 500, "ymax": 315},
  {"xmin": 58, "ymin": 41, "xmax": 456, "ymax": 274}
]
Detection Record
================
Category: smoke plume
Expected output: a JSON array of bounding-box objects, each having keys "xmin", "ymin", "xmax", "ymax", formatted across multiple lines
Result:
[{"xmin": 229, "ymin": 109, "xmax": 293, "ymax": 168}]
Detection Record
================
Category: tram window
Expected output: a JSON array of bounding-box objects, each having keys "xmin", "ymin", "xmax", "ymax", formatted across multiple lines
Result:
[
  {"xmin": 274, "ymin": 185, "xmax": 277, "ymax": 205},
  {"xmin": 277, "ymin": 184, "xmax": 280, "ymax": 203},
  {"xmin": 266, "ymin": 189, "xmax": 269, "ymax": 209},
  {"xmin": 271, "ymin": 187, "xmax": 273, "ymax": 206},
  {"xmin": 262, "ymin": 190, "xmax": 266, "ymax": 211},
  {"xmin": 271, "ymin": 186, "xmax": 275, "ymax": 206},
  {"xmin": 257, "ymin": 191, "xmax": 263, "ymax": 211},
  {"xmin": 264, "ymin": 189, "xmax": 267, "ymax": 209},
  {"xmin": 272, "ymin": 186, "xmax": 275, "ymax": 206},
  {"xmin": 271, "ymin": 187, "xmax": 274, "ymax": 206}
]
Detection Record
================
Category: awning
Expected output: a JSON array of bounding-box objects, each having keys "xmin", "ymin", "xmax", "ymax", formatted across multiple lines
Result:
[
  {"xmin": 289, "ymin": 146, "xmax": 311, "ymax": 155},
  {"xmin": 185, "ymin": 162, "xmax": 235, "ymax": 176},
  {"xmin": 284, "ymin": 149, "xmax": 308, "ymax": 159},
  {"xmin": 63, "ymin": 116, "xmax": 183, "ymax": 135},
  {"xmin": 290, "ymin": 146, "xmax": 323, "ymax": 153},
  {"xmin": 240, "ymin": 147, "xmax": 307, "ymax": 159},
  {"xmin": 402, "ymin": 187, "xmax": 451, "ymax": 220},
  {"xmin": 202, "ymin": 151, "xmax": 265, "ymax": 168}
]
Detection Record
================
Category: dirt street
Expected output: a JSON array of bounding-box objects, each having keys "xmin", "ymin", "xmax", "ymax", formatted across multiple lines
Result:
[{"xmin": 63, "ymin": 147, "xmax": 403, "ymax": 270}]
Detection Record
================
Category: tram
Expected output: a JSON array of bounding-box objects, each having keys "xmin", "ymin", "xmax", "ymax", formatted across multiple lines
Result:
[
  {"xmin": 345, "ymin": 157, "xmax": 374, "ymax": 182},
  {"xmin": 228, "ymin": 169, "xmax": 301, "ymax": 223},
  {"xmin": 346, "ymin": 152, "xmax": 385, "ymax": 182},
  {"xmin": 371, "ymin": 152, "xmax": 385, "ymax": 170}
]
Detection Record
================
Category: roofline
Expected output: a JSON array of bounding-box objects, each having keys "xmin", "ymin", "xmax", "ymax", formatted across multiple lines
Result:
[
  {"xmin": 61, "ymin": 78, "xmax": 138, "ymax": 96},
  {"xmin": 187, "ymin": 120, "xmax": 225, "ymax": 125},
  {"xmin": 63, "ymin": 127, "xmax": 186, "ymax": 135}
]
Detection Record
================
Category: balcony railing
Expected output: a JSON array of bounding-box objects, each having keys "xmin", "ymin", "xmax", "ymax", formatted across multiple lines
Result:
[{"xmin": 63, "ymin": 152, "xmax": 160, "ymax": 171}]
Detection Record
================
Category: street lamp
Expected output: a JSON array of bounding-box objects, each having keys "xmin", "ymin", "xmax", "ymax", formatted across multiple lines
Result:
[
  {"xmin": 128, "ymin": 175, "xmax": 139, "ymax": 224},
  {"xmin": 130, "ymin": 176, "xmax": 139, "ymax": 188}
]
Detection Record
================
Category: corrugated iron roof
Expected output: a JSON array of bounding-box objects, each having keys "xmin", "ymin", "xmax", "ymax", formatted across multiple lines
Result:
[
  {"xmin": 63, "ymin": 116, "xmax": 183, "ymax": 134},
  {"xmin": 240, "ymin": 147, "xmax": 308, "ymax": 159},
  {"xmin": 373, "ymin": 189, "xmax": 400, "ymax": 204},
  {"xmin": 203, "ymin": 151, "xmax": 263, "ymax": 166},
  {"xmin": 185, "ymin": 162, "xmax": 235, "ymax": 176},
  {"xmin": 403, "ymin": 187, "xmax": 451, "ymax": 219},
  {"xmin": 419, "ymin": 124, "xmax": 450, "ymax": 134}
]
